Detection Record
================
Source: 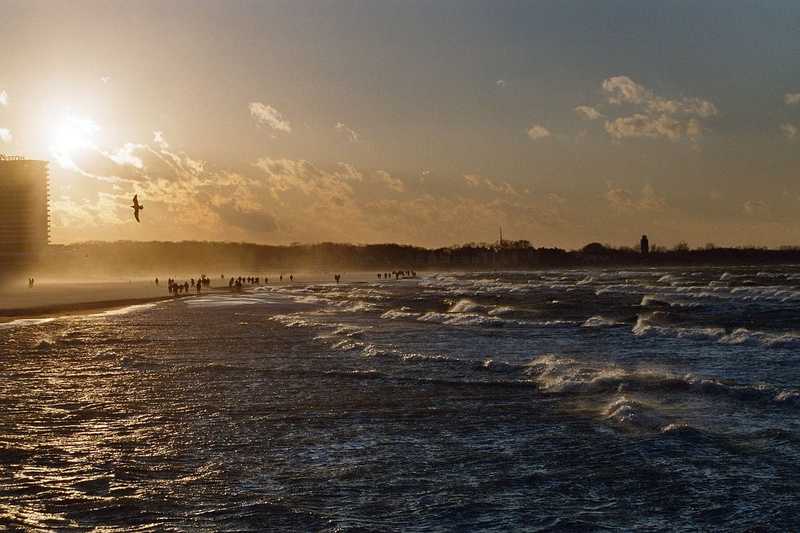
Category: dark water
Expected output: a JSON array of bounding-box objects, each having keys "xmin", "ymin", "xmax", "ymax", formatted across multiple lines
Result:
[{"xmin": 1, "ymin": 267, "xmax": 799, "ymax": 531}]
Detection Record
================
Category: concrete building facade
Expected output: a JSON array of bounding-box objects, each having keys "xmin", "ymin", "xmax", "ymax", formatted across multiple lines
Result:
[{"xmin": 0, "ymin": 155, "xmax": 50, "ymax": 272}]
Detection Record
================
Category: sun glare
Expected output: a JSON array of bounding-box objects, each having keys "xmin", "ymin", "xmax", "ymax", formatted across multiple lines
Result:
[{"xmin": 49, "ymin": 115, "xmax": 100, "ymax": 170}]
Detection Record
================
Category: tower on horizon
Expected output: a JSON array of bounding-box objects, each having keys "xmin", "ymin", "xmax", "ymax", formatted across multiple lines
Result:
[
  {"xmin": 640, "ymin": 234, "xmax": 650, "ymax": 255},
  {"xmin": 0, "ymin": 155, "xmax": 50, "ymax": 272}
]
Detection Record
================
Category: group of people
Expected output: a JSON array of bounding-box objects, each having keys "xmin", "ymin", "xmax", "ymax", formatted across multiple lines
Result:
[
  {"xmin": 164, "ymin": 275, "xmax": 211, "ymax": 295},
  {"xmin": 378, "ymin": 270, "xmax": 417, "ymax": 280},
  {"xmin": 153, "ymin": 269, "xmax": 417, "ymax": 297},
  {"xmin": 227, "ymin": 275, "xmax": 267, "ymax": 291}
]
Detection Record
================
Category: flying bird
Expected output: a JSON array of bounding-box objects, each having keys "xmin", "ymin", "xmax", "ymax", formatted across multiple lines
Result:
[{"xmin": 131, "ymin": 194, "xmax": 144, "ymax": 222}]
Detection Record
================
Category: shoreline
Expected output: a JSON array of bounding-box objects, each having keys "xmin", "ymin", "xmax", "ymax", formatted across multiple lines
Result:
[{"xmin": 0, "ymin": 295, "xmax": 177, "ymax": 324}]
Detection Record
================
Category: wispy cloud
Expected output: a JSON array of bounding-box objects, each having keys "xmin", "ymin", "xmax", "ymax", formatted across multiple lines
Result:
[
  {"xmin": 785, "ymin": 93, "xmax": 800, "ymax": 105},
  {"xmin": 249, "ymin": 102, "xmax": 292, "ymax": 133},
  {"xmin": 496, "ymin": 79, "xmax": 507, "ymax": 88},
  {"xmin": 574, "ymin": 105, "xmax": 603, "ymax": 120},
  {"xmin": 0, "ymin": 90, "xmax": 7, "ymax": 107},
  {"xmin": 464, "ymin": 174, "xmax": 519, "ymax": 196},
  {"xmin": 605, "ymin": 183, "xmax": 666, "ymax": 213},
  {"xmin": 527, "ymin": 124, "xmax": 551, "ymax": 141},
  {"xmin": 780, "ymin": 123, "xmax": 798, "ymax": 140},
  {"xmin": 743, "ymin": 200, "xmax": 770, "ymax": 217},
  {"xmin": 107, "ymin": 143, "xmax": 145, "ymax": 168},
  {"xmin": 0, "ymin": 128, "xmax": 11, "ymax": 143},
  {"xmin": 376, "ymin": 170, "xmax": 405, "ymax": 192},
  {"xmin": 334, "ymin": 122, "xmax": 360, "ymax": 142}
]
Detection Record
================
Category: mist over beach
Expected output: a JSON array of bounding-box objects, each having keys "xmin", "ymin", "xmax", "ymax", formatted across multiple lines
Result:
[{"xmin": 2, "ymin": 1, "xmax": 800, "ymax": 530}]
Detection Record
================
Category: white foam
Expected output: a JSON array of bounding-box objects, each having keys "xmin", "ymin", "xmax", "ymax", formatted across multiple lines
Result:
[
  {"xmin": 447, "ymin": 298, "xmax": 483, "ymax": 313},
  {"xmin": 582, "ymin": 315, "xmax": 622, "ymax": 328},
  {"xmin": 381, "ymin": 309, "xmax": 420, "ymax": 320},
  {"xmin": 0, "ymin": 317, "xmax": 57, "ymax": 329},
  {"xmin": 604, "ymin": 396, "xmax": 669, "ymax": 431}
]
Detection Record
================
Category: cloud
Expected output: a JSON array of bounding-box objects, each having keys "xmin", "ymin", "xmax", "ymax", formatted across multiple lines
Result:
[
  {"xmin": 51, "ymin": 193, "xmax": 126, "ymax": 228},
  {"xmin": 212, "ymin": 202, "xmax": 277, "ymax": 233},
  {"xmin": 574, "ymin": 105, "xmax": 603, "ymax": 120},
  {"xmin": 496, "ymin": 79, "xmax": 507, "ymax": 88},
  {"xmin": 334, "ymin": 122, "xmax": 360, "ymax": 142},
  {"xmin": 107, "ymin": 143, "xmax": 145, "ymax": 168},
  {"xmin": 605, "ymin": 183, "xmax": 666, "ymax": 213},
  {"xmin": 463, "ymin": 174, "xmax": 519, "ymax": 196},
  {"xmin": 527, "ymin": 124, "xmax": 551, "ymax": 141},
  {"xmin": 785, "ymin": 93, "xmax": 800, "ymax": 106},
  {"xmin": 101, "ymin": 76, "xmax": 111, "ymax": 84},
  {"xmin": 376, "ymin": 170, "xmax": 405, "ymax": 192},
  {"xmin": 602, "ymin": 76, "xmax": 648, "ymax": 105},
  {"xmin": 0, "ymin": 128, "xmax": 11, "ymax": 143},
  {"xmin": 0, "ymin": 90, "xmax": 7, "ymax": 107},
  {"xmin": 598, "ymin": 75, "xmax": 717, "ymax": 142},
  {"xmin": 249, "ymin": 102, "xmax": 292, "ymax": 133},
  {"xmin": 743, "ymin": 200, "xmax": 769, "ymax": 217},
  {"xmin": 605, "ymin": 113, "xmax": 683, "ymax": 141},
  {"xmin": 780, "ymin": 123, "xmax": 798, "ymax": 140}
]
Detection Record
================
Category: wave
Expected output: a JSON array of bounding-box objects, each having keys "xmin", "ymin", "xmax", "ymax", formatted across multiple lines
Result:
[
  {"xmin": 488, "ymin": 305, "xmax": 515, "ymax": 316},
  {"xmin": 523, "ymin": 353, "xmax": 799, "ymax": 407},
  {"xmin": 604, "ymin": 396, "xmax": 671, "ymax": 431},
  {"xmin": 582, "ymin": 315, "xmax": 623, "ymax": 328},
  {"xmin": 719, "ymin": 328, "xmax": 800, "ymax": 349},
  {"xmin": 633, "ymin": 314, "xmax": 725, "ymax": 341},
  {"xmin": 270, "ymin": 313, "xmax": 322, "ymax": 329},
  {"xmin": 640, "ymin": 295, "xmax": 673, "ymax": 307},
  {"xmin": 447, "ymin": 298, "xmax": 484, "ymax": 313},
  {"xmin": 186, "ymin": 296, "xmax": 265, "ymax": 307},
  {"xmin": 381, "ymin": 308, "xmax": 420, "ymax": 320},
  {"xmin": 337, "ymin": 300, "xmax": 376, "ymax": 313},
  {"xmin": 632, "ymin": 313, "xmax": 800, "ymax": 348},
  {"xmin": 0, "ymin": 317, "xmax": 52, "ymax": 330},
  {"xmin": 418, "ymin": 311, "xmax": 504, "ymax": 327}
]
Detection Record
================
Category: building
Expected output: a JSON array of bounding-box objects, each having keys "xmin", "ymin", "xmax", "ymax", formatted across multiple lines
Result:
[
  {"xmin": 0, "ymin": 155, "xmax": 50, "ymax": 272},
  {"xmin": 640, "ymin": 234, "xmax": 650, "ymax": 255}
]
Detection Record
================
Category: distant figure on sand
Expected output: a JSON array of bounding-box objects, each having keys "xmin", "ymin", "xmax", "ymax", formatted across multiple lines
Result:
[{"xmin": 335, "ymin": 274, "xmax": 341, "ymax": 284}]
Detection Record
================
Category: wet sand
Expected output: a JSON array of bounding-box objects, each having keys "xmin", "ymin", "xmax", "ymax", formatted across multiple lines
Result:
[{"xmin": 0, "ymin": 280, "xmax": 176, "ymax": 323}]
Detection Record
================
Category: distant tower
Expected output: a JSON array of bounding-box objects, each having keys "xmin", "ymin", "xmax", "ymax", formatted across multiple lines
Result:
[
  {"xmin": 499, "ymin": 226, "xmax": 504, "ymax": 247},
  {"xmin": 640, "ymin": 234, "xmax": 650, "ymax": 255},
  {"xmin": 0, "ymin": 155, "xmax": 50, "ymax": 273}
]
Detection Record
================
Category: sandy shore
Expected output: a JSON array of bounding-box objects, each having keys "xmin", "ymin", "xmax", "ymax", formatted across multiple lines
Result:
[
  {"xmin": 0, "ymin": 272, "xmax": 397, "ymax": 322},
  {"xmin": 0, "ymin": 280, "xmax": 177, "ymax": 322}
]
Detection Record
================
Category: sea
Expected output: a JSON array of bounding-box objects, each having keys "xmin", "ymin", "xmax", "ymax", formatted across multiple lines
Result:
[{"xmin": 1, "ymin": 266, "xmax": 799, "ymax": 531}]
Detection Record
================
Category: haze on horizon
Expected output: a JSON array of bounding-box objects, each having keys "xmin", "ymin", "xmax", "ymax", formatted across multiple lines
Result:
[{"xmin": 1, "ymin": 1, "xmax": 799, "ymax": 250}]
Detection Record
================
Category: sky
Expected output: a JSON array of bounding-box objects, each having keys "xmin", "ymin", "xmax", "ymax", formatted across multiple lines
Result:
[{"xmin": 1, "ymin": 0, "xmax": 799, "ymax": 249}]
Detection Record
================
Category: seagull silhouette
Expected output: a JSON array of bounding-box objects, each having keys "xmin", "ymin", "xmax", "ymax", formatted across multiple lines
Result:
[{"xmin": 131, "ymin": 194, "xmax": 144, "ymax": 222}]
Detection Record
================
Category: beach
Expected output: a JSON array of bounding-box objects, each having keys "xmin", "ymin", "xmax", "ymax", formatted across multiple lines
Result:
[
  {"xmin": 0, "ymin": 273, "xmax": 384, "ymax": 323},
  {"xmin": 0, "ymin": 280, "xmax": 175, "ymax": 322}
]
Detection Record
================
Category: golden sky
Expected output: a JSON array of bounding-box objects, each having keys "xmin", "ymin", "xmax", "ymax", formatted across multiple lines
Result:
[{"xmin": 1, "ymin": 1, "xmax": 799, "ymax": 248}]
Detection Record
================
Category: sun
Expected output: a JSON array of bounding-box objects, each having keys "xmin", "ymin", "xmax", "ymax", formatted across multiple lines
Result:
[{"xmin": 49, "ymin": 115, "xmax": 101, "ymax": 170}]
